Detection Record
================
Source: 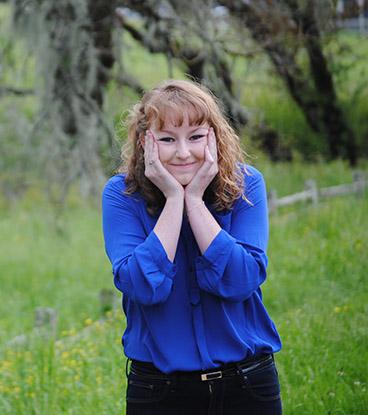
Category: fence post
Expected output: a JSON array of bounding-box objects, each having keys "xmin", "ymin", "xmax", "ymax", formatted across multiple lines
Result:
[
  {"xmin": 268, "ymin": 189, "xmax": 278, "ymax": 214},
  {"xmin": 305, "ymin": 179, "xmax": 318, "ymax": 206},
  {"xmin": 6, "ymin": 334, "xmax": 28, "ymax": 348},
  {"xmin": 352, "ymin": 170, "xmax": 365, "ymax": 198},
  {"xmin": 34, "ymin": 307, "xmax": 58, "ymax": 339}
]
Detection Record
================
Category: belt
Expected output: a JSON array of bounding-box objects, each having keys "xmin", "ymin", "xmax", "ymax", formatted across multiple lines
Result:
[{"xmin": 129, "ymin": 353, "xmax": 273, "ymax": 382}]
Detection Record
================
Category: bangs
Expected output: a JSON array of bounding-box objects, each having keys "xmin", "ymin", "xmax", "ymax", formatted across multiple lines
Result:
[{"xmin": 145, "ymin": 90, "xmax": 211, "ymax": 129}]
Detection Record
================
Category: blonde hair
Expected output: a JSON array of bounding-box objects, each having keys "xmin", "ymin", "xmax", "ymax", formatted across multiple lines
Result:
[{"xmin": 117, "ymin": 79, "xmax": 250, "ymax": 216}]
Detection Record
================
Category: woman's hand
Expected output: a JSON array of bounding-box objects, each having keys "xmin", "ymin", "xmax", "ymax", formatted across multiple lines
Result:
[
  {"xmin": 185, "ymin": 127, "xmax": 218, "ymax": 203},
  {"xmin": 144, "ymin": 130, "xmax": 184, "ymax": 200}
]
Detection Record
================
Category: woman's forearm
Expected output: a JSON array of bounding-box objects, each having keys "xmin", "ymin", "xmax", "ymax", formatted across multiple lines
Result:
[
  {"xmin": 185, "ymin": 197, "xmax": 221, "ymax": 255},
  {"xmin": 154, "ymin": 195, "xmax": 184, "ymax": 262}
]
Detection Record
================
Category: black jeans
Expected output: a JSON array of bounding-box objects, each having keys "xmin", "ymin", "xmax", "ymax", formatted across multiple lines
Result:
[{"xmin": 126, "ymin": 354, "xmax": 282, "ymax": 415}]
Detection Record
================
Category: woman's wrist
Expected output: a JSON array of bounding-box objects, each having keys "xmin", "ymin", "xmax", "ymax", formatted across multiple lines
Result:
[
  {"xmin": 166, "ymin": 192, "xmax": 185, "ymax": 206},
  {"xmin": 164, "ymin": 185, "xmax": 185, "ymax": 200},
  {"xmin": 185, "ymin": 197, "xmax": 205, "ymax": 215}
]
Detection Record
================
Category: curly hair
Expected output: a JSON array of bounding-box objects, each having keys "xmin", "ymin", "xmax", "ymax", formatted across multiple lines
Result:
[{"xmin": 117, "ymin": 79, "xmax": 251, "ymax": 216}]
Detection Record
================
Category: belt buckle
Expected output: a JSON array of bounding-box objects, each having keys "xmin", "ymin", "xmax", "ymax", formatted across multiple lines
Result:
[{"xmin": 201, "ymin": 370, "xmax": 222, "ymax": 381}]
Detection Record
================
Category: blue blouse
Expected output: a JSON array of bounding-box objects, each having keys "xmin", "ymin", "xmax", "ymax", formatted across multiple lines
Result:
[{"xmin": 102, "ymin": 164, "xmax": 281, "ymax": 374}]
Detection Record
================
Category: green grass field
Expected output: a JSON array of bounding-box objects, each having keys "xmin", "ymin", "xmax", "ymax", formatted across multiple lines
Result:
[{"xmin": 0, "ymin": 161, "xmax": 367, "ymax": 414}]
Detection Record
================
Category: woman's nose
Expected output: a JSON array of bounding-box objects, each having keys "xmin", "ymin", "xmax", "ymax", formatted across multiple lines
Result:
[{"xmin": 175, "ymin": 142, "xmax": 191, "ymax": 159}]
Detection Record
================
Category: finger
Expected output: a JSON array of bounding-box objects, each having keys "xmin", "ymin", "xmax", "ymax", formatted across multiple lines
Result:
[
  {"xmin": 206, "ymin": 127, "xmax": 214, "ymax": 150},
  {"xmin": 148, "ymin": 130, "xmax": 160, "ymax": 168},
  {"xmin": 148, "ymin": 129, "xmax": 155, "ymax": 140},
  {"xmin": 150, "ymin": 132, "xmax": 154, "ymax": 158},
  {"xmin": 149, "ymin": 131, "xmax": 158, "ymax": 160},
  {"xmin": 205, "ymin": 145, "xmax": 214, "ymax": 163},
  {"xmin": 152, "ymin": 137, "xmax": 159, "ymax": 162},
  {"xmin": 203, "ymin": 128, "xmax": 210, "ymax": 158},
  {"xmin": 209, "ymin": 128, "xmax": 218, "ymax": 161},
  {"xmin": 145, "ymin": 132, "xmax": 154, "ymax": 167}
]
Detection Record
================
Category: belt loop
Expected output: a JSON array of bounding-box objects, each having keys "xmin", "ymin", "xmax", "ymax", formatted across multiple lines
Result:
[
  {"xmin": 235, "ymin": 361, "xmax": 248, "ymax": 389},
  {"xmin": 235, "ymin": 361, "xmax": 243, "ymax": 377},
  {"xmin": 125, "ymin": 357, "xmax": 131, "ymax": 378},
  {"xmin": 170, "ymin": 371, "xmax": 177, "ymax": 389}
]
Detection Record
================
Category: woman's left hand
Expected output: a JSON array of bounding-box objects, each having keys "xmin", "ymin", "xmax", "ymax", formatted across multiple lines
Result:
[{"xmin": 185, "ymin": 127, "xmax": 218, "ymax": 202}]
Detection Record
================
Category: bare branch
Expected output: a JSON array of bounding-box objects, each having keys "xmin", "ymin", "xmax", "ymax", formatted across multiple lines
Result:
[{"xmin": 0, "ymin": 86, "xmax": 34, "ymax": 97}]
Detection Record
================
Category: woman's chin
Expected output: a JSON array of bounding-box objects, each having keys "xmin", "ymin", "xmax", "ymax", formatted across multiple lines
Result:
[{"xmin": 176, "ymin": 176, "xmax": 193, "ymax": 186}]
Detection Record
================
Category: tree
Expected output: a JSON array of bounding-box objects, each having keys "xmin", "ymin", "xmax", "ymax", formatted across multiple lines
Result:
[
  {"xmin": 219, "ymin": 0, "xmax": 358, "ymax": 165},
  {"xmin": 117, "ymin": 0, "xmax": 248, "ymax": 130},
  {"xmin": 11, "ymin": 0, "xmax": 117, "ymax": 200}
]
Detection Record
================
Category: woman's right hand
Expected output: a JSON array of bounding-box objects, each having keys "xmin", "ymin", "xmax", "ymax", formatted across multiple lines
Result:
[{"xmin": 143, "ymin": 130, "xmax": 184, "ymax": 200}]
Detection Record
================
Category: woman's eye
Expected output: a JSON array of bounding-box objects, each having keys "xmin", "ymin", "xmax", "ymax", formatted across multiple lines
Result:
[
  {"xmin": 158, "ymin": 137, "xmax": 174, "ymax": 142},
  {"xmin": 190, "ymin": 135, "xmax": 205, "ymax": 141}
]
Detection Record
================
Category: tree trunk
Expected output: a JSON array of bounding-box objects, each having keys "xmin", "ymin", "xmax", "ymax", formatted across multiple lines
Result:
[
  {"xmin": 87, "ymin": 0, "xmax": 117, "ymax": 108},
  {"xmin": 220, "ymin": 0, "xmax": 358, "ymax": 165}
]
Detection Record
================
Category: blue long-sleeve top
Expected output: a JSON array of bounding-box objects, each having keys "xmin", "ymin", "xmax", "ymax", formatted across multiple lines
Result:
[{"xmin": 102, "ymin": 164, "xmax": 281, "ymax": 374}]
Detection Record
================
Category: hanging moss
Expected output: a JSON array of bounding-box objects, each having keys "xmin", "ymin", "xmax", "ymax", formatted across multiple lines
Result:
[{"xmin": 11, "ymin": 0, "xmax": 116, "ymax": 201}]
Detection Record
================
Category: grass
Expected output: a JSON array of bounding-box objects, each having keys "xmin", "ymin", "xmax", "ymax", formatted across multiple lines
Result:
[
  {"xmin": 268, "ymin": 193, "xmax": 368, "ymax": 414},
  {"xmin": 0, "ymin": 161, "xmax": 367, "ymax": 414},
  {"xmin": 0, "ymin": 196, "xmax": 110, "ymax": 344}
]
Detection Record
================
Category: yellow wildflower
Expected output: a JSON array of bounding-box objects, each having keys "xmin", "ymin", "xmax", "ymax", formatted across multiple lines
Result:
[
  {"xmin": 84, "ymin": 318, "xmax": 93, "ymax": 326},
  {"xmin": 26, "ymin": 375, "xmax": 34, "ymax": 385},
  {"xmin": 1, "ymin": 360, "xmax": 12, "ymax": 369}
]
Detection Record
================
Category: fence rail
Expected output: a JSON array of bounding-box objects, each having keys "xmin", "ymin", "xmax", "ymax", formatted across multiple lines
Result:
[{"xmin": 268, "ymin": 170, "xmax": 366, "ymax": 213}]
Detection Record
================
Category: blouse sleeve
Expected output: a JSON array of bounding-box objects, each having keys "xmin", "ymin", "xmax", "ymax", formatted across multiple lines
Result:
[
  {"xmin": 195, "ymin": 168, "xmax": 269, "ymax": 302},
  {"xmin": 102, "ymin": 177, "xmax": 177, "ymax": 306}
]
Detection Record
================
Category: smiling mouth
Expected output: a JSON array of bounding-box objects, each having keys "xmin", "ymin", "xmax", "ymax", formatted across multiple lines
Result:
[{"xmin": 171, "ymin": 162, "xmax": 197, "ymax": 167}]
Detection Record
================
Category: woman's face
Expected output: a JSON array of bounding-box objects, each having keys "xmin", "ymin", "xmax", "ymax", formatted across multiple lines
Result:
[{"xmin": 150, "ymin": 109, "xmax": 209, "ymax": 186}]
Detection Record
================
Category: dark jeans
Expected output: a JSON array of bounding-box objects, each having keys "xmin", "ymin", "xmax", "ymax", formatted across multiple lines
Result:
[{"xmin": 126, "ymin": 354, "xmax": 282, "ymax": 415}]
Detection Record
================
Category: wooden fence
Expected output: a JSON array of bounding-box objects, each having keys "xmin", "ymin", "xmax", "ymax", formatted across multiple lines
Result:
[{"xmin": 268, "ymin": 170, "xmax": 367, "ymax": 214}]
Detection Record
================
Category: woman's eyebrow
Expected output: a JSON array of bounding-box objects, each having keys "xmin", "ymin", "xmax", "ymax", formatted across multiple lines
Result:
[{"xmin": 160, "ymin": 126, "xmax": 207, "ymax": 134}]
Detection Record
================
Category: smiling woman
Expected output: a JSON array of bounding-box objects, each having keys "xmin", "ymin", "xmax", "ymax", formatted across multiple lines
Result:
[
  {"xmin": 102, "ymin": 79, "xmax": 283, "ymax": 414},
  {"xmin": 150, "ymin": 113, "xmax": 209, "ymax": 186}
]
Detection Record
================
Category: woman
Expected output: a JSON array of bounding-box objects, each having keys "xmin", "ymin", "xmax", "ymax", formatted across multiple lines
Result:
[{"xmin": 102, "ymin": 79, "xmax": 282, "ymax": 414}]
